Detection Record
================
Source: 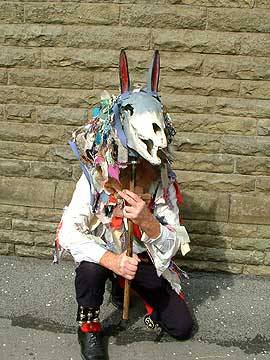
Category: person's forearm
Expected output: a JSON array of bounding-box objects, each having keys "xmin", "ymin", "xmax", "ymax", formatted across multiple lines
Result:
[
  {"xmin": 139, "ymin": 213, "xmax": 161, "ymax": 239},
  {"xmin": 99, "ymin": 251, "xmax": 119, "ymax": 272}
]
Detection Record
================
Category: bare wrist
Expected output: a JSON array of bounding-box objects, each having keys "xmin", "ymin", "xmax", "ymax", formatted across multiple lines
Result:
[
  {"xmin": 139, "ymin": 215, "xmax": 161, "ymax": 239},
  {"xmin": 99, "ymin": 251, "xmax": 118, "ymax": 272}
]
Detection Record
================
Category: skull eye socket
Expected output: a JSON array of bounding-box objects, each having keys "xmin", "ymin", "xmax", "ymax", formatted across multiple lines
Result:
[
  {"xmin": 153, "ymin": 123, "xmax": 161, "ymax": 134},
  {"xmin": 123, "ymin": 104, "xmax": 134, "ymax": 116},
  {"xmin": 141, "ymin": 139, "xmax": 154, "ymax": 154}
]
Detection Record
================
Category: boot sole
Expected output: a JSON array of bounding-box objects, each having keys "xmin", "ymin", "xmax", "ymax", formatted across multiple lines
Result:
[{"xmin": 80, "ymin": 352, "xmax": 106, "ymax": 360}]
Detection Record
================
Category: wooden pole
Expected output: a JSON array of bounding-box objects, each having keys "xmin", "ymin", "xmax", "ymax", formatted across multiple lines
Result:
[{"xmin": 122, "ymin": 159, "xmax": 136, "ymax": 321}]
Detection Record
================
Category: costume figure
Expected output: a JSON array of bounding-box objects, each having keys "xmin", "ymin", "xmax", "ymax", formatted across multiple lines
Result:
[{"xmin": 56, "ymin": 50, "xmax": 193, "ymax": 360}]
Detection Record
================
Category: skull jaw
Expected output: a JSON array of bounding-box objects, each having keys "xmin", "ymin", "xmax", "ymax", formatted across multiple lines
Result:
[
  {"xmin": 128, "ymin": 138, "xmax": 166, "ymax": 166},
  {"xmin": 124, "ymin": 123, "xmax": 168, "ymax": 165}
]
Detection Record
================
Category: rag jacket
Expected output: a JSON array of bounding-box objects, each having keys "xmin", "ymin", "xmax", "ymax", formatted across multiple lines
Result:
[{"xmin": 58, "ymin": 173, "xmax": 191, "ymax": 294}]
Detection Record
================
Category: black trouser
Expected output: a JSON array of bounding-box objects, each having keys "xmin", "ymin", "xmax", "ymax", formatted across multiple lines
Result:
[{"xmin": 75, "ymin": 260, "xmax": 193, "ymax": 340}]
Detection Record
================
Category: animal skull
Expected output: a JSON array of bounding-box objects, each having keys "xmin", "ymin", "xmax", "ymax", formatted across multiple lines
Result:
[
  {"xmin": 121, "ymin": 91, "xmax": 167, "ymax": 165},
  {"xmin": 119, "ymin": 50, "xmax": 168, "ymax": 166}
]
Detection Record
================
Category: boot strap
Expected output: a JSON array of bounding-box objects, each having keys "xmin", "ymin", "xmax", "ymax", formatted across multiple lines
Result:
[{"xmin": 77, "ymin": 306, "xmax": 100, "ymax": 324}]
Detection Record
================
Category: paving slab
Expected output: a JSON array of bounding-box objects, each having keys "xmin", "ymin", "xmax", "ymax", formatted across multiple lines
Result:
[{"xmin": 0, "ymin": 256, "xmax": 269, "ymax": 360}]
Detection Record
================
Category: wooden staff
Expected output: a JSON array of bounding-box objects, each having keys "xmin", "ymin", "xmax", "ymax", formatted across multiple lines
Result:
[{"xmin": 122, "ymin": 158, "xmax": 137, "ymax": 320}]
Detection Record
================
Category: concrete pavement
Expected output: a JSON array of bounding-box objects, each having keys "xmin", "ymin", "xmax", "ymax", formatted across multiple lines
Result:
[{"xmin": 0, "ymin": 256, "xmax": 269, "ymax": 360}]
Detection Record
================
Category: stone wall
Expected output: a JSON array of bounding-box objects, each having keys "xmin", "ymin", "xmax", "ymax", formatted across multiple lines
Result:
[{"xmin": 0, "ymin": 0, "xmax": 270, "ymax": 276}]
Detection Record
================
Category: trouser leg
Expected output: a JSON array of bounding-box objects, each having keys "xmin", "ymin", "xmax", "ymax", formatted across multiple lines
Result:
[
  {"xmin": 132, "ymin": 262, "xmax": 193, "ymax": 340},
  {"xmin": 75, "ymin": 261, "xmax": 111, "ymax": 308},
  {"xmin": 75, "ymin": 261, "xmax": 109, "ymax": 360}
]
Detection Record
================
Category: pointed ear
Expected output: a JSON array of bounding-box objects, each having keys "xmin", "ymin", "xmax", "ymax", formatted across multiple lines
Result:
[
  {"xmin": 147, "ymin": 50, "xmax": 160, "ymax": 93},
  {"xmin": 119, "ymin": 49, "xmax": 130, "ymax": 94}
]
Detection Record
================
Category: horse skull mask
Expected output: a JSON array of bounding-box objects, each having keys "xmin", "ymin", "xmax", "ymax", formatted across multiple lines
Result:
[{"xmin": 119, "ymin": 50, "xmax": 167, "ymax": 166}]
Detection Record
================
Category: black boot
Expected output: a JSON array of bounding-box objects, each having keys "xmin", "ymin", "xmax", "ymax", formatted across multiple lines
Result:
[
  {"xmin": 144, "ymin": 311, "xmax": 160, "ymax": 330},
  {"xmin": 78, "ymin": 327, "xmax": 107, "ymax": 360},
  {"xmin": 77, "ymin": 306, "xmax": 107, "ymax": 360}
]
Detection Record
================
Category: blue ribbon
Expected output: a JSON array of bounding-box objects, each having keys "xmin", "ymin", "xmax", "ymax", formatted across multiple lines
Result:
[{"xmin": 68, "ymin": 140, "xmax": 95, "ymax": 207}]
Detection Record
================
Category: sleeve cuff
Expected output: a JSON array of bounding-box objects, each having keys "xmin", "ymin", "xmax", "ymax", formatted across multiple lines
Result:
[
  {"xmin": 69, "ymin": 242, "xmax": 107, "ymax": 264},
  {"xmin": 140, "ymin": 223, "xmax": 164, "ymax": 244}
]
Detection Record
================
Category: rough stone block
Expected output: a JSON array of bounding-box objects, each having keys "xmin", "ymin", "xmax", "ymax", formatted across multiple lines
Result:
[
  {"xmin": 0, "ymin": 177, "xmax": 55, "ymax": 208},
  {"xmin": 25, "ymin": 3, "xmax": 119, "ymax": 25},
  {"xmin": 6, "ymin": 105, "xmax": 36, "ymax": 123},
  {"xmin": 72, "ymin": 164, "xmax": 83, "ymax": 182},
  {"xmin": 0, "ymin": 46, "xmax": 41, "ymax": 68},
  {"xmin": 0, "ymin": 159, "xmax": 30, "ymax": 177},
  {"xmin": 27, "ymin": 207, "xmax": 62, "ymax": 223},
  {"xmin": 175, "ymin": 170, "xmax": 255, "ymax": 193},
  {"xmin": 0, "ymin": 243, "xmax": 14, "ymax": 255},
  {"xmin": 0, "ymin": 122, "xmax": 73, "ymax": 145},
  {"xmin": 174, "ymin": 132, "xmax": 221, "ymax": 153},
  {"xmin": 50, "ymin": 145, "xmax": 76, "ymax": 162},
  {"xmin": 256, "ymin": 0, "xmax": 270, "ymax": 7},
  {"xmin": 0, "ymin": 85, "xmax": 95, "ymax": 108},
  {"xmin": 230, "ymin": 194, "xmax": 270, "ymax": 225},
  {"xmin": 243, "ymin": 265, "xmax": 270, "ymax": 276},
  {"xmin": 256, "ymin": 177, "xmax": 270, "ymax": 193},
  {"xmin": 0, "ymin": 218, "xmax": 11, "ymax": 230},
  {"xmin": 12, "ymin": 219, "xmax": 57, "ymax": 233},
  {"xmin": 0, "ymin": 141, "xmax": 51, "ymax": 161},
  {"xmin": 257, "ymin": 119, "xmax": 270, "ymax": 136},
  {"xmin": 121, "ymin": 5, "xmax": 206, "ymax": 29},
  {"xmin": 0, "ymin": 24, "xmax": 150, "ymax": 50},
  {"xmin": 30, "ymin": 161, "xmax": 73, "ymax": 180},
  {"xmin": 15, "ymin": 245, "xmax": 52, "ymax": 259},
  {"xmin": 264, "ymin": 253, "xmax": 270, "ymax": 265},
  {"xmin": 0, "ymin": 230, "xmax": 34, "ymax": 245},
  {"xmin": 215, "ymin": 97, "xmax": 270, "ymax": 119},
  {"xmin": 162, "ymin": 76, "xmax": 240, "ymax": 97},
  {"xmin": 54, "ymin": 181, "xmax": 76, "ymax": 209},
  {"xmin": 185, "ymin": 246, "xmax": 264, "ymax": 265},
  {"xmin": 169, "ymin": 0, "xmax": 255, "ymax": 7},
  {"xmin": 34, "ymin": 233, "xmax": 53, "ymax": 247},
  {"xmin": 240, "ymin": 81, "xmax": 270, "ymax": 100},
  {"xmin": 0, "ymin": 70, "xmax": 8, "ymax": 85},
  {"xmin": 0, "ymin": 204, "xmax": 27, "ymax": 219},
  {"xmin": 182, "ymin": 190, "xmax": 230, "ymax": 222},
  {"xmin": 222, "ymin": 136, "xmax": 270, "ymax": 157},
  {"xmin": 240, "ymin": 33, "xmax": 270, "ymax": 57},
  {"xmin": 153, "ymin": 29, "xmax": 244, "ymax": 55},
  {"xmin": 185, "ymin": 219, "xmax": 258, "ymax": 238},
  {"xmin": 9, "ymin": 69, "xmax": 94, "ymax": 90},
  {"xmin": 94, "ymin": 70, "xmax": 127, "ymax": 90},
  {"xmin": 175, "ymin": 31, "xmax": 270, "ymax": 58},
  {"xmin": 42, "ymin": 48, "xmax": 119, "ymax": 70},
  {"xmin": 257, "ymin": 225, "xmax": 270, "ymax": 239},
  {"xmin": 36, "ymin": 106, "xmax": 87, "ymax": 126},
  {"xmin": 161, "ymin": 94, "xmax": 210, "ymax": 114},
  {"xmin": 189, "ymin": 234, "xmax": 232, "ymax": 248},
  {"xmin": 172, "ymin": 113, "xmax": 256, "ymax": 135},
  {"xmin": 0, "ymin": 3, "xmax": 24, "ymax": 23},
  {"xmin": 232, "ymin": 238, "xmax": 270, "ymax": 251},
  {"xmin": 236, "ymin": 156, "xmax": 270, "ymax": 175},
  {"xmin": 160, "ymin": 52, "xmax": 205, "ymax": 75},
  {"xmin": 176, "ymin": 259, "xmax": 243, "ymax": 275},
  {"xmin": 204, "ymin": 54, "xmax": 270, "ymax": 81},
  {"xmin": 173, "ymin": 152, "xmax": 234, "ymax": 174},
  {"xmin": 0, "ymin": 105, "xmax": 4, "ymax": 121},
  {"xmin": 208, "ymin": 8, "xmax": 270, "ymax": 33}
]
